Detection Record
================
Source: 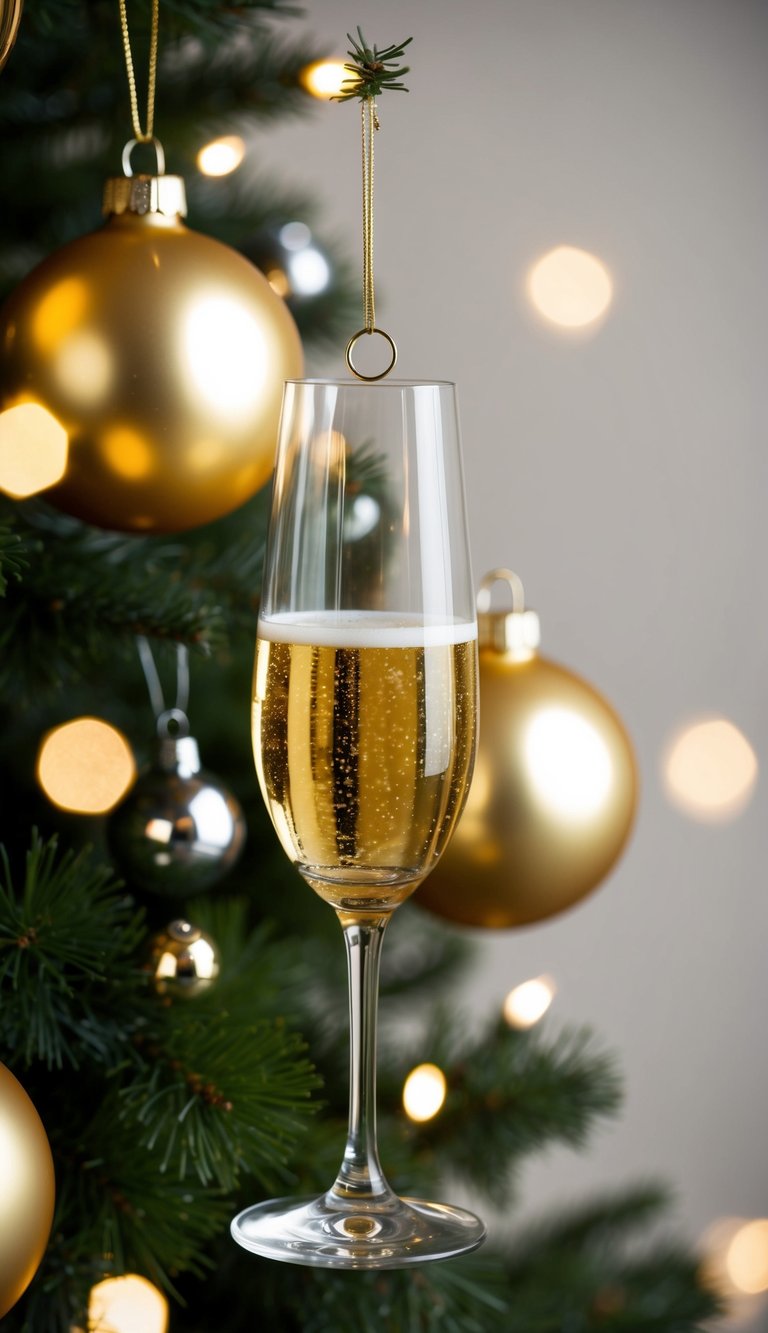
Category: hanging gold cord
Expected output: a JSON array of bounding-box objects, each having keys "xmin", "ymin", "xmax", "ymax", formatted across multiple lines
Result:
[
  {"xmin": 118, "ymin": 0, "xmax": 160, "ymax": 142},
  {"xmin": 361, "ymin": 97, "xmax": 378, "ymax": 333}
]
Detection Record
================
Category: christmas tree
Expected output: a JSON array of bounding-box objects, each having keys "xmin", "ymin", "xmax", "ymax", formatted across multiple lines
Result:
[{"xmin": 0, "ymin": 2, "xmax": 721, "ymax": 1329}]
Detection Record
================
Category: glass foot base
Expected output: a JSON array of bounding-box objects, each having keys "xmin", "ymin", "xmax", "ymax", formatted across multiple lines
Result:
[{"xmin": 231, "ymin": 1191, "xmax": 487, "ymax": 1269}]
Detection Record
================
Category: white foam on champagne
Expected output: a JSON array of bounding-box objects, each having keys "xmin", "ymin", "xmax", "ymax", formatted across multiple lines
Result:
[{"xmin": 258, "ymin": 610, "xmax": 478, "ymax": 649}]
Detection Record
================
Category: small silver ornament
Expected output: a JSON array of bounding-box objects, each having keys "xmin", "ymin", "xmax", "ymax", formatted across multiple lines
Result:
[{"xmin": 108, "ymin": 723, "xmax": 246, "ymax": 896}]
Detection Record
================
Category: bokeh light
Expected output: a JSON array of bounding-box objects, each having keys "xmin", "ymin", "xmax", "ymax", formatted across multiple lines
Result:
[
  {"xmin": 402, "ymin": 1063, "xmax": 447, "ymax": 1123},
  {"xmin": 503, "ymin": 977, "xmax": 556, "ymax": 1029},
  {"xmin": 0, "ymin": 403, "xmax": 68, "ymax": 498},
  {"xmin": 300, "ymin": 59, "xmax": 352, "ymax": 100},
  {"xmin": 196, "ymin": 135, "xmax": 245, "ymax": 177},
  {"xmin": 88, "ymin": 1274, "xmax": 168, "ymax": 1332},
  {"xmin": 726, "ymin": 1219, "xmax": 768, "ymax": 1295},
  {"xmin": 527, "ymin": 245, "xmax": 613, "ymax": 329},
  {"xmin": 663, "ymin": 717, "xmax": 757, "ymax": 822},
  {"xmin": 37, "ymin": 718, "xmax": 136, "ymax": 815}
]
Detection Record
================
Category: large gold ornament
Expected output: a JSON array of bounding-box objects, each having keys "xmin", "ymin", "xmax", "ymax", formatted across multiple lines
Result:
[
  {"xmin": 0, "ymin": 0, "xmax": 23, "ymax": 72},
  {"xmin": 0, "ymin": 169, "xmax": 303, "ymax": 532},
  {"xmin": 0, "ymin": 1063, "xmax": 55, "ymax": 1318},
  {"xmin": 418, "ymin": 570, "xmax": 638, "ymax": 929}
]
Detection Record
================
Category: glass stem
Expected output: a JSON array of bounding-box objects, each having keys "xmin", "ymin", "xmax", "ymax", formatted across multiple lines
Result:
[{"xmin": 330, "ymin": 914, "xmax": 394, "ymax": 1206}]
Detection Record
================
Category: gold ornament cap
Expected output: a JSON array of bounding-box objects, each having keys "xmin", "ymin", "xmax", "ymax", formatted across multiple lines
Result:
[
  {"xmin": 477, "ymin": 568, "xmax": 541, "ymax": 659},
  {"xmin": 103, "ymin": 137, "xmax": 187, "ymax": 218}
]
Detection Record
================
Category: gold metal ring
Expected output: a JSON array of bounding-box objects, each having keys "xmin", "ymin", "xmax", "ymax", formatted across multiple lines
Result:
[
  {"xmin": 345, "ymin": 327, "xmax": 398, "ymax": 381},
  {"xmin": 122, "ymin": 136, "xmax": 166, "ymax": 177}
]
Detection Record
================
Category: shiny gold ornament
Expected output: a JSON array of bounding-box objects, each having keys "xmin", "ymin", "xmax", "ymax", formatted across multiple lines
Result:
[
  {"xmin": 0, "ymin": 1063, "xmax": 55, "ymax": 1318},
  {"xmin": 0, "ymin": 168, "xmax": 303, "ymax": 532},
  {"xmin": 418, "ymin": 570, "xmax": 638, "ymax": 929},
  {"xmin": 0, "ymin": 0, "xmax": 23, "ymax": 73},
  {"xmin": 148, "ymin": 918, "xmax": 220, "ymax": 999}
]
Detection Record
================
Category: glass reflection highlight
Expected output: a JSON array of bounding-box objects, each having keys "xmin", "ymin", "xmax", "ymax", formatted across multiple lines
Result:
[
  {"xmin": 663, "ymin": 717, "xmax": 757, "ymax": 822},
  {"xmin": 527, "ymin": 245, "xmax": 613, "ymax": 329},
  {"xmin": 0, "ymin": 402, "xmax": 68, "ymax": 498}
]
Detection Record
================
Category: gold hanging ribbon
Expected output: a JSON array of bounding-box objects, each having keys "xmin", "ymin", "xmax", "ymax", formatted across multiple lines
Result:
[
  {"xmin": 361, "ymin": 97, "xmax": 378, "ymax": 334},
  {"xmin": 118, "ymin": 0, "xmax": 160, "ymax": 143},
  {"xmin": 346, "ymin": 96, "xmax": 397, "ymax": 381}
]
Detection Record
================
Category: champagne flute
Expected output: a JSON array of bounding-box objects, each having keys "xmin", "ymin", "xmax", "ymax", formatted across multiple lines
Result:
[{"xmin": 231, "ymin": 379, "xmax": 485, "ymax": 1268}]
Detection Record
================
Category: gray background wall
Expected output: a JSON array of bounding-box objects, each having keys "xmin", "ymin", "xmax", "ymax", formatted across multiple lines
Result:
[{"xmin": 250, "ymin": 2, "xmax": 767, "ymax": 1324}]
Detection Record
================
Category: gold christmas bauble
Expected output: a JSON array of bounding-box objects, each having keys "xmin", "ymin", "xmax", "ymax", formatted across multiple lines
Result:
[
  {"xmin": 148, "ymin": 918, "xmax": 220, "ymax": 999},
  {"xmin": 418, "ymin": 570, "xmax": 638, "ymax": 929},
  {"xmin": 0, "ymin": 172, "xmax": 303, "ymax": 532},
  {"xmin": 0, "ymin": 1063, "xmax": 56, "ymax": 1318},
  {"xmin": 0, "ymin": 0, "xmax": 23, "ymax": 72}
]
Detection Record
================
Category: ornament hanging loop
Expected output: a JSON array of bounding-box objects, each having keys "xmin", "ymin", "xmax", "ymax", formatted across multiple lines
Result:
[
  {"xmin": 122, "ymin": 135, "xmax": 166, "ymax": 178},
  {"xmin": 136, "ymin": 636, "xmax": 191, "ymax": 735},
  {"xmin": 345, "ymin": 327, "xmax": 398, "ymax": 381},
  {"xmin": 477, "ymin": 568, "xmax": 527, "ymax": 615},
  {"xmin": 476, "ymin": 568, "xmax": 541, "ymax": 657},
  {"xmin": 156, "ymin": 707, "xmax": 190, "ymax": 740}
]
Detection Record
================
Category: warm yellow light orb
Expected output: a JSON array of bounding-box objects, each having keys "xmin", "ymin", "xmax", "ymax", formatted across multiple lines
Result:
[
  {"xmin": 0, "ymin": 402, "xmax": 68, "ymax": 498},
  {"xmin": 726, "ymin": 1220, "xmax": 768, "ymax": 1295},
  {"xmin": 196, "ymin": 135, "xmax": 246, "ymax": 177},
  {"xmin": 88, "ymin": 1274, "xmax": 168, "ymax": 1333},
  {"xmin": 37, "ymin": 718, "xmax": 136, "ymax": 815},
  {"xmin": 503, "ymin": 977, "xmax": 556, "ymax": 1029},
  {"xmin": 300, "ymin": 59, "xmax": 353, "ymax": 100},
  {"xmin": 663, "ymin": 717, "xmax": 757, "ymax": 822},
  {"xmin": 402, "ymin": 1063, "xmax": 447, "ymax": 1123},
  {"xmin": 527, "ymin": 245, "xmax": 613, "ymax": 329}
]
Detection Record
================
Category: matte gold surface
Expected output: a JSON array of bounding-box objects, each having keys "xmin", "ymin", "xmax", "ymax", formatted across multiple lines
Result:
[
  {"xmin": 0, "ymin": 209, "xmax": 303, "ymax": 532},
  {"xmin": 0, "ymin": 1063, "xmax": 55, "ymax": 1319},
  {"xmin": 418, "ymin": 648, "xmax": 638, "ymax": 929}
]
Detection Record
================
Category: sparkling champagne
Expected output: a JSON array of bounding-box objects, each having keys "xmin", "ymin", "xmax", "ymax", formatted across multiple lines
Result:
[{"xmin": 253, "ymin": 613, "xmax": 477, "ymax": 913}]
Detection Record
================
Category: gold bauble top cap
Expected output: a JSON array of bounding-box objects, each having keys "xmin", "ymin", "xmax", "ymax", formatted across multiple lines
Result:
[
  {"xmin": 477, "ymin": 568, "xmax": 541, "ymax": 658},
  {"xmin": 103, "ymin": 137, "xmax": 187, "ymax": 218}
]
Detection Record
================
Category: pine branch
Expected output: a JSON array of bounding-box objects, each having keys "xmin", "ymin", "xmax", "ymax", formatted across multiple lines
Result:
[
  {"xmin": 0, "ymin": 515, "xmax": 30, "ymax": 594},
  {"xmin": 401, "ymin": 1016, "xmax": 622, "ymax": 1204},
  {"xmin": 334, "ymin": 29, "xmax": 412, "ymax": 102},
  {"xmin": 0, "ymin": 832, "xmax": 145, "ymax": 1068},
  {"xmin": 118, "ymin": 1012, "xmax": 320, "ymax": 1190},
  {"xmin": 503, "ymin": 1185, "xmax": 722, "ymax": 1331}
]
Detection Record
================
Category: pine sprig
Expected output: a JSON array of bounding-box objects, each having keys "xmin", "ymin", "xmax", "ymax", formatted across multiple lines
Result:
[
  {"xmin": 0, "ymin": 516, "xmax": 30, "ymax": 595},
  {"xmin": 118, "ymin": 1013, "xmax": 320, "ymax": 1190},
  {"xmin": 334, "ymin": 28, "xmax": 412, "ymax": 102},
  {"xmin": 402, "ymin": 1017, "xmax": 622, "ymax": 1204},
  {"xmin": 0, "ymin": 833, "xmax": 145, "ymax": 1068}
]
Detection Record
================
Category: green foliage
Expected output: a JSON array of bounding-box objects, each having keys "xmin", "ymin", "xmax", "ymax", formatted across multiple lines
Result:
[
  {"xmin": 0, "ymin": 514, "xmax": 30, "ymax": 594},
  {"xmin": 118, "ymin": 1013, "xmax": 320, "ymax": 1189},
  {"xmin": 0, "ymin": 832, "xmax": 145, "ymax": 1067},
  {"xmin": 503, "ymin": 1184, "xmax": 722, "ymax": 1331},
  {"xmin": 405, "ymin": 1016, "xmax": 622, "ymax": 1204},
  {"xmin": 335, "ymin": 28, "xmax": 413, "ymax": 101}
]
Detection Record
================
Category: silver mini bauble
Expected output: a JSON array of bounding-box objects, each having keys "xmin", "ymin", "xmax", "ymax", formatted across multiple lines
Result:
[{"xmin": 108, "ymin": 732, "xmax": 246, "ymax": 896}]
